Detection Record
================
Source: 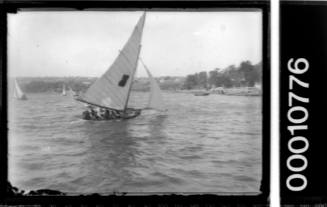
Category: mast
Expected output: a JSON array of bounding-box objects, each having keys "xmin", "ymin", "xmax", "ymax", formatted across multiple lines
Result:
[
  {"xmin": 123, "ymin": 12, "xmax": 146, "ymax": 112},
  {"xmin": 123, "ymin": 45, "xmax": 141, "ymax": 111}
]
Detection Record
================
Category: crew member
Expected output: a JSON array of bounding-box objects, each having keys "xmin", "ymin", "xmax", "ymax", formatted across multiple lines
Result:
[{"xmin": 82, "ymin": 110, "xmax": 91, "ymax": 120}]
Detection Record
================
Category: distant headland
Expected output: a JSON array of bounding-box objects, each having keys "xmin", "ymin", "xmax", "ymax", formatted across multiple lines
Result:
[{"xmin": 11, "ymin": 60, "xmax": 262, "ymax": 95}]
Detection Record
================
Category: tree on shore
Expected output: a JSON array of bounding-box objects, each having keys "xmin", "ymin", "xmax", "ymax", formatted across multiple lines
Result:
[
  {"xmin": 183, "ymin": 60, "xmax": 262, "ymax": 89},
  {"xmin": 197, "ymin": 71, "xmax": 208, "ymax": 89},
  {"xmin": 240, "ymin": 61, "xmax": 256, "ymax": 87},
  {"xmin": 183, "ymin": 74, "xmax": 198, "ymax": 89}
]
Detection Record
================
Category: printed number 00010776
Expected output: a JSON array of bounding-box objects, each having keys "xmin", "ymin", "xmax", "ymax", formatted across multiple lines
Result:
[{"xmin": 286, "ymin": 58, "xmax": 310, "ymax": 192}]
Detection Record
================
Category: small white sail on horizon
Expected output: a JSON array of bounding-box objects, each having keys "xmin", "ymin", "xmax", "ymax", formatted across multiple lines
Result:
[
  {"xmin": 13, "ymin": 78, "xmax": 27, "ymax": 100},
  {"xmin": 68, "ymin": 86, "xmax": 78, "ymax": 97},
  {"xmin": 62, "ymin": 84, "xmax": 67, "ymax": 96},
  {"xmin": 76, "ymin": 13, "xmax": 146, "ymax": 111}
]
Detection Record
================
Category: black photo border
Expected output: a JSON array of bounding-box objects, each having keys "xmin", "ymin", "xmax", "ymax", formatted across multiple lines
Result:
[{"xmin": 0, "ymin": 0, "xmax": 270, "ymax": 205}]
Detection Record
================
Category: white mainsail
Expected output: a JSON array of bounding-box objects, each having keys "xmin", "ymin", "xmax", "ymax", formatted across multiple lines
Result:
[
  {"xmin": 77, "ymin": 13, "xmax": 146, "ymax": 111},
  {"xmin": 13, "ymin": 78, "xmax": 27, "ymax": 100}
]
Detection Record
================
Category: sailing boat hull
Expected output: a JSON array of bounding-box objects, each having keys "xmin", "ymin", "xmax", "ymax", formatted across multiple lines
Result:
[
  {"xmin": 194, "ymin": 92, "xmax": 210, "ymax": 96},
  {"xmin": 122, "ymin": 108, "xmax": 142, "ymax": 119},
  {"xmin": 81, "ymin": 108, "xmax": 141, "ymax": 121}
]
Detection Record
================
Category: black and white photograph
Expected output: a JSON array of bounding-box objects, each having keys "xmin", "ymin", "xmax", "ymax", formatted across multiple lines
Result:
[{"xmin": 7, "ymin": 10, "xmax": 263, "ymax": 194}]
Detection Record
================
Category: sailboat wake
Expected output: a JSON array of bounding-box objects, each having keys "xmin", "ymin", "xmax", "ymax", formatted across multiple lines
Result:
[{"xmin": 141, "ymin": 108, "xmax": 167, "ymax": 116}]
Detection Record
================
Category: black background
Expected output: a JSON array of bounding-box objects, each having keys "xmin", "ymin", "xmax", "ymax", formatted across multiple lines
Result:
[{"xmin": 280, "ymin": 1, "xmax": 327, "ymax": 204}]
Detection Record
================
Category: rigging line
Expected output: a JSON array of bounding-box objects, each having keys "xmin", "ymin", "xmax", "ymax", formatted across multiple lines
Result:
[
  {"xmin": 139, "ymin": 57, "xmax": 149, "ymax": 71},
  {"xmin": 124, "ymin": 44, "xmax": 142, "ymax": 111}
]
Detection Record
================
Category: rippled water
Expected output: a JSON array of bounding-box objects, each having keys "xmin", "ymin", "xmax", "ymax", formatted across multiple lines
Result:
[{"xmin": 8, "ymin": 92, "xmax": 262, "ymax": 194}]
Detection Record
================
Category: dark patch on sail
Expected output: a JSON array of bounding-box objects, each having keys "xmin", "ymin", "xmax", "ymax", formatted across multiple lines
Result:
[{"xmin": 118, "ymin": 75, "xmax": 130, "ymax": 87}]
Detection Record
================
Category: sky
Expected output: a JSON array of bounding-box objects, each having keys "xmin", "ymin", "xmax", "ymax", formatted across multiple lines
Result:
[{"xmin": 8, "ymin": 10, "xmax": 262, "ymax": 78}]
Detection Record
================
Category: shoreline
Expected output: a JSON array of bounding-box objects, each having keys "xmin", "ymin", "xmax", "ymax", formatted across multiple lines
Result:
[
  {"xmin": 14, "ymin": 87, "xmax": 262, "ymax": 97},
  {"xmin": 175, "ymin": 87, "xmax": 262, "ymax": 96}
]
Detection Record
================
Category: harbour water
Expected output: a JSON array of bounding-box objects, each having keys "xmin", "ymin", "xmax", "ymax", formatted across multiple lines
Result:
[{"xmin": 8, "ymin": 92, "xmax": 262, "ymax": 194}]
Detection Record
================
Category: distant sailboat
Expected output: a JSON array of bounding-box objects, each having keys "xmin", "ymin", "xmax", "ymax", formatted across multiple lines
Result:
[
  {"xmin": 76, "ymin": 13, "xmax": 164, "ymax": 120},
  {"xmin": 62, "ymin": 84, "xmax": 67, "ymax": 96},
  {"xmin": 13, "ymin": 78, "xmax": 27, "ymax": 100},
  {"xmin": 194, "ymin": 91, "xmax": 210, "ymax": 96},
  {"xmin": 68, "ymin": 86, "xmax": 78, "ymax": 97}
]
